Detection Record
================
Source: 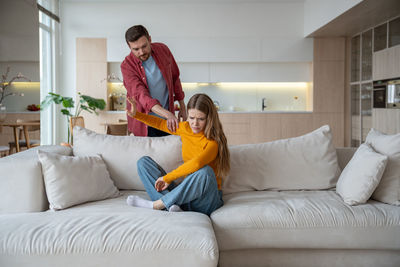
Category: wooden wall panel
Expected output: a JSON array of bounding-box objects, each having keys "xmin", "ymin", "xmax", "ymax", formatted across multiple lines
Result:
[
  {"xmin": 312, "ymin": 112, "xmax": 345, "ymax": 147},
  {"xmin": 76, "ymin": 38, "xmax": 110, "ymax": 134},
  {"xmin": 344, "ymin": 37, "xmax": 352, "ymax": 147},
  {"xmin": 249, "ymin": 113, "xmax": 281, "ymax": 144},
  {"xmin": 76, "ymin": 38, "xmax": 107, "ymax": 62},
  {"xmin": 314, "ymin": 37, "xmax": 345, "ymax": 61},
  {"xmin": 313, "ymin": 61, "xmax": 345, "ymax": 113},
  {"xmin": 280, "ymin": 114, "xmax": 313, "ymax": 140},
  {"xmin": 219, "ymin": 113, "xmax": 251, "ymax": 145}
]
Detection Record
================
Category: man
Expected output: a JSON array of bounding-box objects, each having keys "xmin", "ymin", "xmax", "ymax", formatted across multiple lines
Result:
[{"xmin": 121, "ymin": 25, "xmax": 186, "ymax": 137}]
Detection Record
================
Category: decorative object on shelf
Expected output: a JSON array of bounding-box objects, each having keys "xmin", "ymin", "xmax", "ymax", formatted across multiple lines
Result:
[
  {"xmin": 40, "ymin": 92, "xmax": 106, "ymax": 144},
  {"xmin": 103, "ymin": 73, "xmax": 127, "ymax": 111},
  {"xmin": 0, "ymin": 66, "xmax": 31, "ymax": 124},
  {"xmin": 0, "ymin": 104, "xmax": 6, "ymax": 127},
  {"xmin": 110, "ymin": 93, "xmax": 126, "ymax": 111},
  {"xmin": 213, "ymin": 101, "xmax": 220, "ymax": 111},
  {"xmin": 27, "ymin": 104, "xmax": 40, "ymax": 111},
  {"xmin": 103, "ymin": 73, "xmax": 123, "ymax": 83}
]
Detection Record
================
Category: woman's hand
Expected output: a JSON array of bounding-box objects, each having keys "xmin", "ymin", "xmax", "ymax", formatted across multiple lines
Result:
[
  {"xmin": 126, "ymin": 97, "xmax": 137, "ymax": 118},
  {"xmin": 155, "ymin": 177, "xmax": 170, "ymax": 192}
]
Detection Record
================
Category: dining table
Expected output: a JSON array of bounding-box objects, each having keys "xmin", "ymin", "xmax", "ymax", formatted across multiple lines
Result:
[{"xmin": 1, "ymin": 121, "xmax": 41, "ymax": 153}]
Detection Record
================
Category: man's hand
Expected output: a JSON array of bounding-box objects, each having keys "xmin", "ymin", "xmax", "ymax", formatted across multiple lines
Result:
[
  {"xmin": 165, "ymin": 112, "xmax": 179, "ymax": 132},
  {"xmin": 155, "ymin": 177, "xmax": 170, "ymax": 192},
  {"xmin": 126, "ymin": 97, "xmax": 137, "ymax": 118},
  {"xmin": 151, "ymin": 104, "xmax": 179, "ymax": 132}
]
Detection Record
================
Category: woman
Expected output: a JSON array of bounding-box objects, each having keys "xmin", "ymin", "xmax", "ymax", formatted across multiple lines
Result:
[{"xmin": 126, "ymin": 93, "xmax": 230, "ymax": 216}]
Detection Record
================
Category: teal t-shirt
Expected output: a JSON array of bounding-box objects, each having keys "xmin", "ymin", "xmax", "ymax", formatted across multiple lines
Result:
[{"xmin": 142, "ymin": 55, "xmax": 169, "ymax": 114}]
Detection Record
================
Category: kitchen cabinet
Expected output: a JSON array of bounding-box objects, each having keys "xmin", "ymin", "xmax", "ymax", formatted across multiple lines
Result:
[
  {"xmin": 373, "ymin": 45, "xmax": 400, "ymax": 80},
  {"xmin": 372, "ymin": 108, "xmax": 400, "ymax": 134},
  {"xmin": 350, "ymin": 29, "xmax": 373, "ymax": 147},
  {"xmin": 219, "ymin": 111, "xmax": 343, "ymax": 147},
  {"xmin": 374, "ymin": 23, "xmax": 387, "ymax": 52},
  {"xmin": 372, "ymin": 16, "xmax": 400, "ymax": 81},
  {"xmin": 389, "ymin": 16, "xmax": 400, "ymax": 48}
]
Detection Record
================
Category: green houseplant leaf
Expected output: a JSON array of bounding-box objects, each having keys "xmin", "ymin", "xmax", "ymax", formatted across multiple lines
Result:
[{"xmin": 40, "ymin": 92, "xmax": 106, "ymax": 144}]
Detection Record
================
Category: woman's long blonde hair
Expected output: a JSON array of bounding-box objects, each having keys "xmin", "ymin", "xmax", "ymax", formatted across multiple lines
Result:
[{"xmin": 187, "ymin": 94, "xmax": 230, "ymax": 178}]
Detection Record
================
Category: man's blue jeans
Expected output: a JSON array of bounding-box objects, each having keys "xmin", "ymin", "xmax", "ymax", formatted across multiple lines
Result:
[{"xmin": 137, "ymin": 156, "xmax": 223, "ymax": 216}]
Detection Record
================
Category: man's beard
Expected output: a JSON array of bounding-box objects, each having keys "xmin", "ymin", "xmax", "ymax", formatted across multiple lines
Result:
[{"xmin": 140, "ymin": 53, "xmax": 150, "ymax": 61}]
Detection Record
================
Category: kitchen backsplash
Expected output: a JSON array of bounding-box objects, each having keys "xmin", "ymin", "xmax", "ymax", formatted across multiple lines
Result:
[
  {"xmin": 4, "ymin": 81, "xmax": 311, "ymax": 113},
  {"xmin": 109, "ymin": 82, "xmax": 311, "ymax": 112}
]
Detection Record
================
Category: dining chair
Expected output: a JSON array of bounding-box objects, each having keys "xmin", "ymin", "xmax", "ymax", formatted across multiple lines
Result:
[
  {"xmin": 69, "ymin": 116, "xmax": 85, "ymax": 145},
  {"xmin": 8, "ymin": 119, "xmax": 40, "ymax": 154},
  {"xmin": 0, "ymin": 146, "xmax": 9, "ymax": 157}
]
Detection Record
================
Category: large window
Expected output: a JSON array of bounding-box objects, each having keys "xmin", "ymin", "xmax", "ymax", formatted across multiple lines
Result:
[{"xmin": 38, "ymin": 0, "xmax": 59, "ymax": 145}]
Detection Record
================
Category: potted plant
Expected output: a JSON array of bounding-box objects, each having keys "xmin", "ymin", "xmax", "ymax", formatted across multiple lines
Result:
[
  {"xmin": 40, "ymin": 92, "xmax": 106, "ymax": 144},
  {"xmin": 0, "ymin": 67, "xmax": 30, "ymax": 123}
]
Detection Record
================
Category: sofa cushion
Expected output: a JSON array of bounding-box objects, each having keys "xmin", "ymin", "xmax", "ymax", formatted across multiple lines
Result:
[
  {"xmin": 336, "ymin": 143, "xmax": 388, "ymax": 205},
  {"xmin": 38, "ymin": 150, "xmax": 120, "ymax": 210},
  {"xmin": 211, "ymin": 190, "xmax": 400, "ymax": 251},
  {"xmin": 72, "ymin": 127, "xmax": 183, "ymax": 190},
  {"xmin": 366, "ymin": 129, "xmax": 400, "ymax": 206},
  {"xmin": 223, "ymin": 125, "xmax": 341, "ymax": 194},
  {"xmin": 0, "ymin": 145, "xmax": 72, "ymax": 213},
  {"xmin": 0, "ymin": 191, "xmax": 218, "ymax": 267}
]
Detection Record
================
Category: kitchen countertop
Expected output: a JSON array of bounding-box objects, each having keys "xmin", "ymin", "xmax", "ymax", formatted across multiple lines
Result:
[
  {"xmin": 5, "ymin": 111, "xmax": 40, "ymax": 114},
  {"xmin": 7, "ymin": 110, "xmax": 313, "ymax": 114},
  {"xmin": 217, "ymin": 110, "xmax": 312, "ymax": 114},
  {"xmin": 105, "ymin": 110, "xmax": 313, "ymax": 114}
]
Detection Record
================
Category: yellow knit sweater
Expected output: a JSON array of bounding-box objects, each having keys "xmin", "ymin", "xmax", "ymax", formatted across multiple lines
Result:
[{"xmin": 134, "ymin": 112, "xmax": 221, "ymax": 189}]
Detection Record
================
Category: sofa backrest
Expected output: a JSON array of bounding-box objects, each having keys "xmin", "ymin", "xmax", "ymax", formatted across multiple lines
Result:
[
  {"xmin": 336, "ymin": 147, "xmax": 356, "ymax": 170},
  {"xmin": 0, "ymin": 145, "xmax": 72, "ymax": 213},
  {"xmin": 0, "ymin": 127, "xmax": 357, "ymax": 214},
  {"xmin": 72, "ymin": 127, "xmax": 183, "ymax": 190},
  {"xmin": 222, "ymin": 125, "xmax": 343, "ymax": 194}
]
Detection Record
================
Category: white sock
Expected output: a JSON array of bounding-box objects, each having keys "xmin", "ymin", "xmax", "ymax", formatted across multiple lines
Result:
[
  {"xmin": 126, "ymin": 195, "xmax": 153, "ymax": 209},
  {"xmin": 168, "ymin": 204, "xmax": 183, "ymax": 212}
]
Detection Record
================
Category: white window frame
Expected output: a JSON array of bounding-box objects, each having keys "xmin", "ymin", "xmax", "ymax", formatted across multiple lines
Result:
[{"xmin": 38, "ymin": 0, "xmax": 60, "ymax": 145}]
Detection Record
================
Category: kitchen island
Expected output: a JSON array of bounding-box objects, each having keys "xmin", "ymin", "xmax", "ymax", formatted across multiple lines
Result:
[{"xmin": 217, "ymin": 111, "xmax": 343, "ymax": 147}]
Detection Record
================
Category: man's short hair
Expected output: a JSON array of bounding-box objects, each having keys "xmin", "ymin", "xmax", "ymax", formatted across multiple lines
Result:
[{"xmin": 125, "ymin": 25, "xmax": 150, "ymax": 45}]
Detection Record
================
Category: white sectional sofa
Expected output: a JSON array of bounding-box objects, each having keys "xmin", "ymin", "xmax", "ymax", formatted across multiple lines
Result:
[{"xmin": 1, "ymin": 126, "xmax": 399, "ymax": 267}]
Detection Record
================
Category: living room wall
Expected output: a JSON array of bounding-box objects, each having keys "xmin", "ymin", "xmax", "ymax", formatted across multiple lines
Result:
[{"xmin": 0, "ymin": 0, "xmax": 40, "ymax": 112}]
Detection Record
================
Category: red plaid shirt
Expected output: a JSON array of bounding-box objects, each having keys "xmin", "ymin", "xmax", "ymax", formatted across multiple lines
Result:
[{"xmin": 121, "ymin": 43, "xmax": 184, "ymax": 136}]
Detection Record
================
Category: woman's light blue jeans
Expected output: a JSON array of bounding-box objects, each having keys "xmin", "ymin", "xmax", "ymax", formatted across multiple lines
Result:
[{"xmin": 137, "ymin": 156, "xmax": 223, "ymax": 216}]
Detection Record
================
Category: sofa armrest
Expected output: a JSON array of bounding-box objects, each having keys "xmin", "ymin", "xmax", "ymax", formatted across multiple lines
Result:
[{"xmin": 0, "ymin": 145, "xmax": 72, "ymax": 213}]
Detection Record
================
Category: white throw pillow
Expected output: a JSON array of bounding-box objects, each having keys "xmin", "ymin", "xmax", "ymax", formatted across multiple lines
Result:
[
  {"xmin": 38, "ymin": 150, "xmax": 120, "ymax": 210},
  {"xmin": 223, "ymin": 125, "xmax": 341, "ymax": 194},
  {"xmin": 72, "ymin": 126, "xmax": 183, "ymax": 190},
  {"xmin": 366, "ymin": 129, "xmax": 400, "ymax": 205},
  {"xmin": 336, "ymin": 143, "xmax": 388, "ymax": 205}
]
